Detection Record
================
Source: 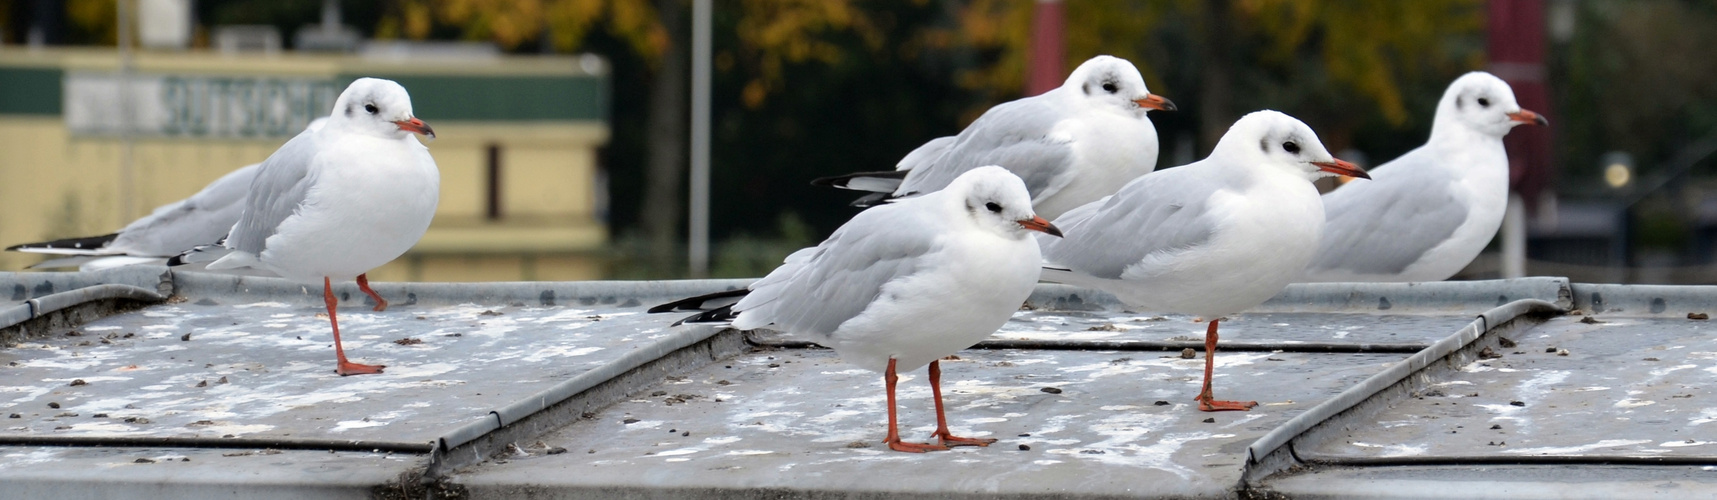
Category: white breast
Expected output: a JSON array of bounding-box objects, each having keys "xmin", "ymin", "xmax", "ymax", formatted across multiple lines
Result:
[{"xmin": 261, "ymin": 137, "xmax": 440, "ymax": 282}]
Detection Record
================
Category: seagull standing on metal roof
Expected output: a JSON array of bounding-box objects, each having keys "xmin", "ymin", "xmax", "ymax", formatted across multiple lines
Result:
[
  {"xmin": 6, "ymin": 120, "xmax": 329, "ymax": 272},
  {"xmin": 813, "ymin": 55, "xmax": 1175, "ymax": 220},
  {"xmin": 1038, "ymin": 111, "xmax": 1367, "ymax": 411},
  {"xmin": 1301, "ymin": 72, "xmax": 1547, "ymax": 283},
  {"xmin": 175, "ymin": 78, "xmax": 438, "ymax": 376},
  {"xmin": 652, "ymin": 166, "xmax": 1063, "ymax": 452}
]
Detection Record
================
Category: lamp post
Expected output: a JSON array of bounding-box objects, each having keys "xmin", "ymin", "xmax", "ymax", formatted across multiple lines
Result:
[{"xmin": 1602, "ymin": 151, "xmax": 1634, "ymax": 283}]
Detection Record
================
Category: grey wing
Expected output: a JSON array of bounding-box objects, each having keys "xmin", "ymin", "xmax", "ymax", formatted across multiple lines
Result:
[
  {"xmin": 733, "ymin": 203, "xmax": 940, "ymax": 338},
  {"xmin": 1040, "ymin": 165, "xmax": 1221, "ymax": 279},
  {"xmin": 108, "ymin": 163, "xmax": 261, "ymax": 256},
  {"xmin": 1308, "ymin": 158, "xmax": 1469, "ymax": 275},
  {"xmin": 896, "ymin": 99, "xmax": 1075, "ymax": 198},
  {"xmin": 895, "ymin": 136, "xmax": 956, "ymax": 172},
  {"xmin": 226, "ymin": 132, "xmax": 323, "ymax": 254}
]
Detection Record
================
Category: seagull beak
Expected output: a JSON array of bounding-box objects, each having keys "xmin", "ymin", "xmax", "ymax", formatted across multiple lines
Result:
[
  {"xmin": 1018, "ymin": 216, "xmax": 1064, "ymax": 238},
  {"xmin": 1313, "ymin": 158, "xmax": 1370, "ymax": 180},
  {"xmin": 1507, "ymin": 109, "xmax": 1548, "ymax": 126},
  {"xmin": 394, "ymin": 118, "xmax": 436, "ymax": 139},
  {"xmin": 1134, "ymin": 93, "xmax": 1177, "ymax": 112}
]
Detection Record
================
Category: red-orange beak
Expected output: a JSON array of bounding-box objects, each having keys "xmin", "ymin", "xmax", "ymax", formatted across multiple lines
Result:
[
  {"xmin": 1018, "ymin": 216, "xmax": 1064, "ymax": 237},
  {"xmin": 1507, "ymin": 108, "xmax": 1548, "ymax": 126},
  {"xmin": 1133, "ymin": 93, "xmax": 1177, "ymax": 112},
  {"xmin": 394, "ymin": 117, "xmax": 436, "ymax": 139},
  {"xmin": 1313, "ymin": 158, "xmax": 1370, "ymax": 180}
]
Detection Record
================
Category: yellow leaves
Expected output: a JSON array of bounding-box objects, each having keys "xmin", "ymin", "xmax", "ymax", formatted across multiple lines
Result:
[
  {"xmin": 427, "ymin": 0, "xmax": 547, "ymax": 48},
  {"xmin": 733, "ymin": 0, "xmax": 883, "ymax": 109},
  {"xmin": 381, "ymin": 0, "xmax": 665, "ymax": 58},
  {"xmin": 67, "ymin": 0, "xmax": 118, "ymax": 45}
]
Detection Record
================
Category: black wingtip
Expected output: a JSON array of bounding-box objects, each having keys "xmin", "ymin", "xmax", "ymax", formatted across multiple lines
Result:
[
  {"xmin": 669, "ymin": 305, "xmax": 738, "ymax": 327},
  {"xmin": 648, "ymin": 289, "xmax": 750, "ymax": 314},
  {"xmin": 5, "ymin": 233, "xmax": 120, "ymax": 252},
  {"xmin": 810, "ymin": 169, "xmax": 910, "ymax": 188}
]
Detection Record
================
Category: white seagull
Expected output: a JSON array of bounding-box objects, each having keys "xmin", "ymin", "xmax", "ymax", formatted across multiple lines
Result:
[
  {"xmin": 174, "ymin": 78, "xmax": 439, "ymax": 376},
  {"xmin": 1301, "ymin": 71, "xmax": 1546, "ymax": 283},
  {"xmin": 652, "ymin": 166, "xmax": 1063, "ymax": 452},
  {"xmin": 6, "ymin": 119, "xmax": 328, "ymax": 271},
  {"xmin": 813, "ymin": 55, "xmax": 1174, "ymax": 220},
  {"xmin": 1038, "ymin": 110, "xmax": 1367, "ymax": 412}
]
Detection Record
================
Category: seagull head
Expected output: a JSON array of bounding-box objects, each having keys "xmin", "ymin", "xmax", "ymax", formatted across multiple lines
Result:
[
  {"xmin": 1218, "ymin": 110, "xmax": 1368, "ymax": 181},
  {"xmin": 949, "ymin": 166, "xmax": 1063, "ymax": 240},
  {"xmin": 1064, "ymin": 55, "xmax": 1175, "ymax": 114},
  {"xmin": 329, "ymin": 77, "xmax": 436, "ymax": 140},
  {"xmin": 1437, "ymin": 71, "xmax": 1547, "ymax": 137}
]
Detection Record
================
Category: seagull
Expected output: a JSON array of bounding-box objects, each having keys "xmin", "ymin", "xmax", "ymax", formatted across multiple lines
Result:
[
  {"xmin": 813, "ymin": 55, "xmax": 1174, "ymax": 220},
  {"xmin": 173, "ymin": 78, "xmax": 438, "ymax": 376},
  {"xmin": 6, "ymin": 119, "xmax": 329, "ymax": 271},
  {"xmin": 1301, "ymin": 71, "xmax": 1547, "ymax": 283},
  {"xmin": 652, "ymin": 166, "xmax": 1063, "ymax": 452},
  {"xmin": 1037, "ymin": 110, "xmax": 1367, "ymax": 412}
]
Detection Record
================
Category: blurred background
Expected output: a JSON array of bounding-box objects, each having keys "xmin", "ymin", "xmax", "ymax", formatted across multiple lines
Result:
[{"xmin": 0, "ymin": 0, "xmax": 1715, "ymax": 283}]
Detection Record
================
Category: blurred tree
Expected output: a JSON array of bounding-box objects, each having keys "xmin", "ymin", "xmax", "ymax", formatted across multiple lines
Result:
[
  {"xmin": 945, "ymin": 0, "xmax": 1484, "ymax": 154},
  {"xmin": 1558, "ymin": 1, "xmax": 1717, "ymax": 190},
  {"xmin": 65, "ymin": 0, "xmax": 114, "ymax": 44}
]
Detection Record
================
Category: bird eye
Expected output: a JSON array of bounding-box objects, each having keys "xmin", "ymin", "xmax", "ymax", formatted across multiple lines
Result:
[
  {"xmin": 1102, "ymin": 82, "xmax": 1118, "ymax": 93},
  {"xmin": 985, "ymin": 202, "xmax": 1002, "ymax": 213},
  {"xmin": 364, "ymin": 104, "xmax": 379, "ymax": 114},
  {"xmin": 1282, "ymin": 141, "xmax": 1300, "ymax": 154},
  {"xmin": 1477, "ymin": 98, "xmax": 1490, "ymax": 108}
]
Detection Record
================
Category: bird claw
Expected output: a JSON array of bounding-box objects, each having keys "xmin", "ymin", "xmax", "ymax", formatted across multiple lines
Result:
[
  {"xmin": 336, "ymin": 361, "xmax": 386, "ymax": 376},
  {"xmin": 886, "ymin": 439, "xmax": 950, "ymax": 453},
  {"xmin": 1196, "ymin": 399, "xmax": 1257, "ymax": 412},
  {"xmin": 935, "ymin": 433, "xmax": 998, "ymax": 448}
]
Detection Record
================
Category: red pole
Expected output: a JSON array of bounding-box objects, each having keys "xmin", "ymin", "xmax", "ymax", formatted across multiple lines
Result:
[
  {"xmin": 1488, "ymin": 0, "xmax": 1553, "ymax": 206},
  {"xmin": 1024, "ymin": 0, "xmax": 1066, "ymax": 96}
]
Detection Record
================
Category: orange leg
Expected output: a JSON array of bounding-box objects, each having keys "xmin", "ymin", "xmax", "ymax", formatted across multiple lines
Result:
[
  {"xmin": 927, "ymin": 360, "xmax": 996, "ymax": 447},
  {"xmin": 883, "ymin": 358, "xmax": 947, "ymax": 453},
  {"xmin": 356, "ymin": 273, "xmax": 388, "ymax": 312},
  {"xmin": 325, "ymin": 277, "xmax": 385, "ymax": 376},
  {"xmin": 1195, "ymin": 319, "xmax": 1256, "ymax": 412}
]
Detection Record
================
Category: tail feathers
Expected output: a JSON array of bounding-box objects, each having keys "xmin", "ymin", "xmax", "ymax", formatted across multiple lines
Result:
[
  {"xmin": 6, "ymin": 233, "xmax": 120, "ymax": 255},
  {"xmin": 810, "ymin": 170, "xmax": 908, "ymax": 193},
  {"xmin": 30, "ymin": 255, "xmax": 166, "ymax": 271},
  {"xmin": 167, "ymin": 244, "xmax": 235, "ymax": 267},
  {"xmin": 849, "ymin": 192, "xmax": 893, "ymax": 207},
  {"xmin": 670, "ymin": 305, "xmax": 739, "ymax": 327},
  {"xmin": 26, "ymin": 256, "xmax": 98, "ymax": 269},
  {"xmin": 649, "ymin": 289, "xmax": 750, "ymax": 326}
]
